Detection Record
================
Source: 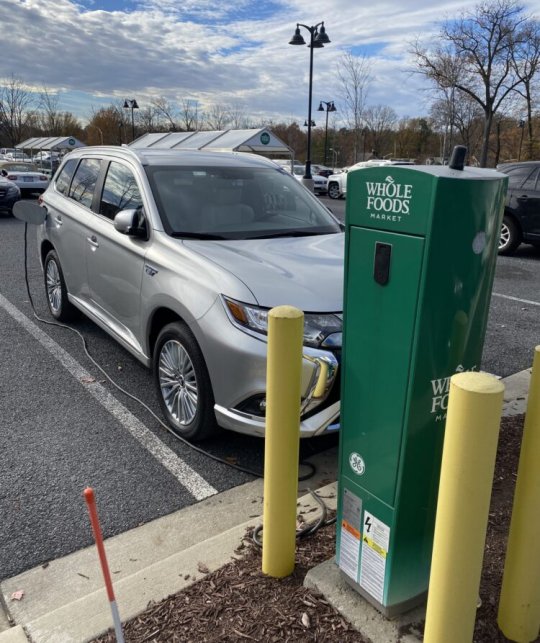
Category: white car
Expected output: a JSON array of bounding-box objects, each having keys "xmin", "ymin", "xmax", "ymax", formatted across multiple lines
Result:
[
  {"xmin": 327, "ymin": 159, "xmax": 414, "ymax": 199},
  {"xmin": 0, "ymin": 161, "xmax": 50, "ymax": 194},
  {"xmin": 292, "ymin": 165, "xmax": 328, "ymax": 194},
  {"xmin": 33, "ymin": 151, "xmax": 61, "ymax": 162}
]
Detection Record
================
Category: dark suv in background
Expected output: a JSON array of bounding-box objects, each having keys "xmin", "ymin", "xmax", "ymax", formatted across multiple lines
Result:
[{"xmin": 497, "ymin": 161, "xmax": 540, "ymax": 255}]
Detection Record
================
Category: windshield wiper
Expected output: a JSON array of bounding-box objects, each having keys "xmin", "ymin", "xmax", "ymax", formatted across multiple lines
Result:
[
  {"xmin": 250, "ymin": 230, "xmax": 334, "ymax": 239},
  {"xmin": 169, "ymin": 231, "xmax": 228, "ymax": 240}
]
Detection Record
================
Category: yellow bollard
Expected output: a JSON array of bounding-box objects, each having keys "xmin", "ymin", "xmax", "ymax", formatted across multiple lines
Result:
[
  {"xmin": 262, "ymin": 305, "xmax": 304, "ymax": 578},
  {"xmin": 498, "ymin": 346, "xmax": 540, "ymax": 643},
  {"xmin": 424, "ymin": 372, "xmax": 504, "ymax": 643}
]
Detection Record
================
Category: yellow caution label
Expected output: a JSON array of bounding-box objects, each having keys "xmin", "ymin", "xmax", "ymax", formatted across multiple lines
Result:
[{"xmin": 363, "ymin": 535, "xmax": 387, "ymax": 558}]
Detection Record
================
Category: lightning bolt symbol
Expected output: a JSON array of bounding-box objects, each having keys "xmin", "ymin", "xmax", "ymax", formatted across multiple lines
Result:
[{"xmin": 365, "ymin": 516, "xmax": 372, "ymax": 533}]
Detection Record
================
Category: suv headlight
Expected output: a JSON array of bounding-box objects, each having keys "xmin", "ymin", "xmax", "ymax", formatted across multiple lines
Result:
[
  {"xmin": 223, "ymin": 296, "xmax": 342, "ymax": 348},
  {"xmin": 7, "ymin": 184, "xmax": 20, "ymax": 195}
]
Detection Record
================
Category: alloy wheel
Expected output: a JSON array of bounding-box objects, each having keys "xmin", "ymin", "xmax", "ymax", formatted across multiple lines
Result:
[
  {"xmin": 46, "ymin": 259, "xmax": 62, "ymax": 313},
  {"xmin": 158, "ymin": 340, "xmax": 198, "ymax": 425}
]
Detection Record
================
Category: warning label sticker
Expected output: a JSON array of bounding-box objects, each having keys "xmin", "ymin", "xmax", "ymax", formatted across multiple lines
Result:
[
  {"xmin": 338, "ymin": 489, "xmax": 362, "ymax": 581},
  {"xmin": 359, "ymin": 511, "xmax": 390, "ymax": 604}
]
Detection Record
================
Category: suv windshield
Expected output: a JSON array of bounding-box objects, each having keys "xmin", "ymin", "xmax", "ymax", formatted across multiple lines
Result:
[{"xmin": 145, "ymin": 166, "xmax": 340, "ymax": 240}]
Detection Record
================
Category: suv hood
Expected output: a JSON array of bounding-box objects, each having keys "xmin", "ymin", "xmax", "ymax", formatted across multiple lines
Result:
[{"xmin": 184, "ymin": 233, "xmax": 344, "ymax": 312}]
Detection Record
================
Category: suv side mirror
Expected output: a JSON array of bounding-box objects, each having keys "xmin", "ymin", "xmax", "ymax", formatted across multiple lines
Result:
[{"xmin": 114, "ymin": 208, "xmax": 147, "ymax": 239}]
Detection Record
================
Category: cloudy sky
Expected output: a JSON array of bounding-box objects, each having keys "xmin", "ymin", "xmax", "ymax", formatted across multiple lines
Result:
[{"xmin": 2, "ymin": 0, "xmax": 540, "ymax": 126}]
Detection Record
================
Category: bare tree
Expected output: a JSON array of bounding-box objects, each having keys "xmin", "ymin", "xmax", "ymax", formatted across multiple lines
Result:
[
  {"xmin": 38, "ymin": 88, "xmax": 61, "ymax": 134},
  {"xmin": 151, "ymin": 97, "xmax": 179, "ymax": 131},
  {"xmin": 337, "ymin": 52, "xmax": 372, "ymax": 162},
  {"xmin": 363, "ymin": 105, "xmax": 397, "ymax": 157},
  {"xmin": 179, "ymin": 99, "xmax": 200, "ymax": 131},
  {"xmin": 511, "ymin": 20, "xmax": 540, "ymax": 157},
  {"xmin": 205, "ymin": 103, "xmax": 231, "ymax": 130},
  {"xmin": 412, "ymin": 0, "xmax": 530, "ymax": 166},
  {"xmin": 0, "ymin": 75, "xmax": 35, "ymax": 145},
  {"xmin": 228, "ymin": 102, "xmax": 252, "ymax": 129},
  {"xmin": 137, "ymin": 105, "xmax": 159, "ymax": 133}
]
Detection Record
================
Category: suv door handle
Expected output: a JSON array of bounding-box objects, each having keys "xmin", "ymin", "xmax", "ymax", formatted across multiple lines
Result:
[{"xmin": 87, "ymin": 235, "xmax": 99, "ymax": 248}]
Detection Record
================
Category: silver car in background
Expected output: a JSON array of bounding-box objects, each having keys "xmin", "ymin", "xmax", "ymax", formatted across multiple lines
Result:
[{"xmin": 37, "ymin": 147, "xmax": 343, "ymax": 441}]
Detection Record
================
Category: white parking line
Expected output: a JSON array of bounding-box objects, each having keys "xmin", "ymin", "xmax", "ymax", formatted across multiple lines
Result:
[
  {"xmin": 493, "ymin": 292, "xmax": 540, "ymax": 307},
  {"xmin": 0, "ymin": 293, "xmax": 217, "ymax": 501}
]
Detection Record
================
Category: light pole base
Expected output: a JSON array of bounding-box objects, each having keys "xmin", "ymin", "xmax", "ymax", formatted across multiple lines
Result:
[{"xmin": 301, "ymin": 178, "xmax": 315, "ymax": 192}]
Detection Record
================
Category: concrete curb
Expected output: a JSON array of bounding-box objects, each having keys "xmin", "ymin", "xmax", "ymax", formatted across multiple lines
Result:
[
  {"xmin": 0, "ymin": 368, "xmax": 531, "ymax": 642},
  {"xmin": 1, "ymin": 483, "xmax": 337, "ymax": 643}
]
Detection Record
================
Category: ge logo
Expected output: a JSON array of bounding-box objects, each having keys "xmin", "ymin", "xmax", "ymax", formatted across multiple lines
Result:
[{"xmin": 349, "ymin": 452, "xmax": 365, "ymax": 476}]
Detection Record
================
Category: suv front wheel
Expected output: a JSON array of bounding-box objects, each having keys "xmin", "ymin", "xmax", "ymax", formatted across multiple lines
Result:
[
  {"xmin": 154, "ymin": 322, "xmax": 218, "ymax": 441},
  {"xmin": 498, "ymin": 215, "xmax": 522, "ymax": 256}
]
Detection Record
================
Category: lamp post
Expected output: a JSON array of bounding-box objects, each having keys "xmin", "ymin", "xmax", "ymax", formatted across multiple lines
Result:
[
  {"xmin": 329, "ymin": 147, "xmax": 338, "ymax": 172},
  {"xmin": 317, "ymin": 100, "xmax": 336, "ymax": 166},
  {"xmin": 289, "ymin": 22, "xmax": 331, "ymax": 187},
  {"xmin": 123, "ymin": 99, "xmax": 139, "ymax": 142},
  {"xmin": 87, "ymin": 124, "xmax": 103, "ymax": 145}
]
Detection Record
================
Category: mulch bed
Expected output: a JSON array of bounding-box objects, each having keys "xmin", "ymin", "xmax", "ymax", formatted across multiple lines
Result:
[{"xmin": 94, "ymin": 413, "xmax": 538, "ymax": 643}]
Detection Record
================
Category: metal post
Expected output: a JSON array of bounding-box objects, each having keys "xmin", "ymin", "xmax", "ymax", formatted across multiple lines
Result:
[
  {"xmin": 305, "ymin": 31, "xmax": 314, "ymax": 181},
  {"xmin": 323, "ymin": 107, "xmax": 329, "ymax": 166},
  {"xmin": 262, "ymin": 306, "xmax": 304, "ymax": 578},
  {"xmin": 498, "ymin": 345, "xmax": 540, "ymax": 643},
  {"xmin": 424, "ymin": 372, "xmax": 504, "ymax": 643}
]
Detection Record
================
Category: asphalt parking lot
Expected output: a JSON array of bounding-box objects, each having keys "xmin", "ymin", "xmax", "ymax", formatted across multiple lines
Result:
[{"xmin": 0, "ymin": 200, "xmax": 538, "ymax": 581}]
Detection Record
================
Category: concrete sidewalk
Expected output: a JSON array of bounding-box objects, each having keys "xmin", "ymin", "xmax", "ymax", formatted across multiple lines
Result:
[{"xmin": 0, "ymin": 368, "xmax": 531, "ymax": 643}]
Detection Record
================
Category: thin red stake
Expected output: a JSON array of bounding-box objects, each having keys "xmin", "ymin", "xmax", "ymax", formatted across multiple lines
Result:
[
  {"xmin": 84, "ymin": 488, "xmax": 124, "ymax": 642},
  {"xmin": 83, "ymin": 487, "xmax": 115, "ymax": 602}
]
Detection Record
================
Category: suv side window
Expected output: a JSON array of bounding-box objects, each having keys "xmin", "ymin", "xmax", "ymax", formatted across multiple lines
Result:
[
  {"xmin": 506, "ymin": 166, "xmax": 534, "ymax": 188},
  {"xmin": 99, "ymin": 162, "xmax": 143, "ymax": 220},
  {"xmin": 69, "ymin": 158, "xmax": 102, "ymax": 209},
  {"xmin": 55, "ymin": 159, "xmax": 78, "ymax": 195},
  {"xmin": 521, "ymin": 168, "xmax": 540, "ymax": 192}
]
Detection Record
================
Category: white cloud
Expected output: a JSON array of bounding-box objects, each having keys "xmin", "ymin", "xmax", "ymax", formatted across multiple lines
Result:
[{"xmin": 1, "ymin": 0, "xmax": 540, "ymax": 124}]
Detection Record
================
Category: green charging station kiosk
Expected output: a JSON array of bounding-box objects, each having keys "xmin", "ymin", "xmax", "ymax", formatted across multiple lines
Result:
[{"xmin": 336, "ymin": 151, "xmax": 508, "ymax": 616}]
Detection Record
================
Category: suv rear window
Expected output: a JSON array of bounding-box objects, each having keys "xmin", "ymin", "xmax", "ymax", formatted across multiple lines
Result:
[{"xmin": 69, "ymin": 158, "xmax": 102, "ymax": 208}]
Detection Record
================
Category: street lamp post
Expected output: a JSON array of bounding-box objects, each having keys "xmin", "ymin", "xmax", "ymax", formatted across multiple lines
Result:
[
  {"xmin": 317, "ymin": 100, "xmax": 336, "ymax": 166},
  {"xmin": 87, "ymin": 124, "xmax": 103, "ymax": 145},
  {"xmin": 123, "ymin": 99, "xmax": 139, "ymax": 142},
  {"xmin": 329, "ymin": 147, "xmax": 338, "ymax": 172},
  {"xmin": 289, "ymin": 22, "xmax": 331, "ymax": 187}
]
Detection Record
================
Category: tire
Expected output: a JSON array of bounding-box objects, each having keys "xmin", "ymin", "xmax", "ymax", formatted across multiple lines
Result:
[
  {"xmin": 154, "ymin": 322, "xmax": 218, "ymax": 441},
  {"xmin": 43, "ymin": 250, "xmax": 78, "ymax": 321},
  {"xmin": 498, "ymin": 215, "xmax": 522, "ymax": 256},
  {"xmin": 327, "ymin": 182, "xmax": 341, "ymax": 200}
]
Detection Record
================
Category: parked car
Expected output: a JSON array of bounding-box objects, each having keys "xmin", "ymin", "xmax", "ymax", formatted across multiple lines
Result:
[
  {"xmin": 0, "ymin": 161, "xmax": 49, "ymax": 194},
  {"xmin": 496, "ymin": 161, "xmax": 540, "ymax": 255},
  {"xmin": 0, "ymin": 148, "xmax": 32, "ymax": 162},
  {"xmin": 0, "ymin": 176, "xmax": 21, "ymax": 215},
  {"xmin": 37, "ymin": 147, "xmax": 344, "ymax": 441},
  {"xmin": 33, "ymin": 151, "xmax": 61, "ymax": 162},
  {"xmin": 291, "ymin": 165, "xmax": 328, "ymax": 194},
  {"xmin": 311, "ymin": 164, "xmax": 334, "ymax": 178},
  {"xmin": 327, "ymin": 159, "xmax": 414, "ymax": 199}
]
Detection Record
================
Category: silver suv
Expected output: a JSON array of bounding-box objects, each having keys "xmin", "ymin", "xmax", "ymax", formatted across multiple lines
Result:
[{"xmin": 37, "ymin": 146, "xmax": 344, "ymax": 441}]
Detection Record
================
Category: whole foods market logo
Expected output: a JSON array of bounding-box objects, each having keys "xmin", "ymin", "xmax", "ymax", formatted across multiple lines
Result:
[
  {"xmin": 366, "ymin": 176, "xmax": 413, "ymax": 223},
  {"xmin": 430, "ymin": 364, "xmax": 478, "ymax": 422}
]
